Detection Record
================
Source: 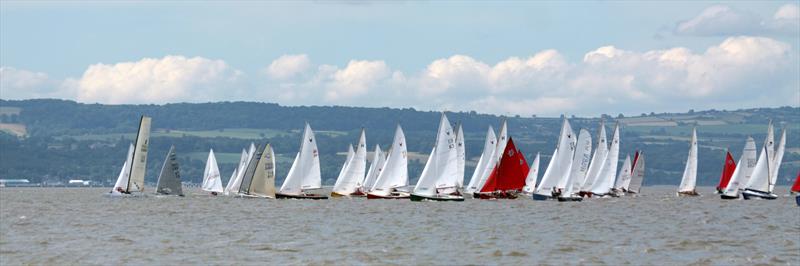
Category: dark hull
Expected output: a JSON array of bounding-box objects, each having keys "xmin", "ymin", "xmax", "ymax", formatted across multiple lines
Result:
[
  {"xmin": 275, "ymin": 193, "xmax": 328, "ymax": 200},
  {"xmin": 366, "ymin": 193, "xmax": 409, "ymax": 199},
  {"xmin": 796, "ymin": 195, "xmax": 800, "ymax": 206},
  {"xmin": 474, "ymin": 191, "xmax": 520, "ymax": 200},
  {"xmin": 677, "ymin": 191, "xmax": 700, "ymax": 197},
  {"xmin": 330, "ymin": 191, "xmax": 367, "ymax": 198},
  {"xmin": 578, "ymin": 191, "xmax": 593, "ymax": 198},
  {"xmin": 741, "ymin": 189, "xmax": 777, "ymax": 200},
  {"xmin": 557, "ymin": 196, "xmax": 583, "ymax": 202},
  {"xmin": 531, "ymin": 193, "xmax": 551, "ymax": 201},
  {"xmin": 410, "ymin": 194, "xmax": 464, "ymax": 202},
  {"xmin": 720, "ymin": 194, "xmax": 739, "ymax": 200}
]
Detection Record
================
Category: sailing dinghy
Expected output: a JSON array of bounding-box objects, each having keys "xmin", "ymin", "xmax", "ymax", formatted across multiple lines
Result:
[
  {"xmin": 225, "ymin": 144, "xmax": 255, "ymax": 196},
  {"xmin": 588, "ymin": 123, "xmax": 620, "ymax": 198},
  {"xmin": 411, "ymin": 113, "xmax": 464, "ymax": 201},
  {"xmin": 201, "ymin": 149, "xmax": 224, "ymax": 195},
  {"xmin": 769, "ymin": 128, "xmax": 786, "ymax": 193},
  {"xmin": 741, "ymin": 145, "xmax": 777, "ymax": 200},
  {"xmin": 522, "ymin": 153, "xmax": 540, "ymax": 195},
  {"xmin": 677, "ymin": 128, "xmax": 700, "ymax": 196},
  {"xmin": 237, "ymin": 143, "xmax": 277, "ymax": 198},
  {"xmin": 579, "ymin": 121, "xmax": 607, "ymax": 197},
  {"xmin": 532, "ymin": 117, "xmax": 575, "ymax": 200},
  {"xmin": 627, "ymin": 151, "xmax": 645, "ymax": 195},
  {"xmin": 611, "ymin": 155, "xmax": 632, "ymax": 196},
  {"xmin": 720, "ymin": 137, "xmax": 757, "ymax": 199},
  {"xmin": 155, "ymin": 145, "xmax": 184, "ymax": 196},
  {"xmin": 367, "ymin": 125, "xmax": 411, "ymax": 199},
  {"xmin": 465, "ymin": 126, "xmax": 497, "ymax": 194},
  {"xmin": 715, "ymin": 151, "xmax": 736, "ymax": 194},
  {"xmin": 558, "ymin": 128, "xmax": 592, "ymax": 202},
  {"xmin": 362, "ymin": 145, "xmax": 386, "ymax": 194},
  {"xmin": 108, "ymin": 116, "xmax": 151, "ymax": 197},
  {"xmin": 332, "ymin": 129, "xmax": 368, "ymax": 197},
  {"xmin": 476, "ymin": 137, "xmax": 529, "ymax": 199},
  {"xmin": 277, "ymin": 123, "xmax": 328, "ymax": 199},
  {"xmin": 471, "ymin": 121, "xmax": 508, "ymax": 197},
  {"xmin": 791, "ymin": 171, "xmax": 799, "ymax": 206}
]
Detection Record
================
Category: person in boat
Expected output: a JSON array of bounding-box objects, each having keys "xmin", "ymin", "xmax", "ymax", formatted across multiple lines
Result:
[
  {"xmin": 115, "ymin": 187, "xmax": 130, "ymax": 194},
  {"xmin": 210, "ymin": 191, "xmax": 218, "ymax": 196}
]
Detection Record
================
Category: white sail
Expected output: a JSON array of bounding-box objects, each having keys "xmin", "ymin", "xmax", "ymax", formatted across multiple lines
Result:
[
  {"xmin": 738, "ymin": 137, "xmax": 758, "ymax": 189},
  {"xmin": 614, "ymin": 155, "xmax": 632, "ymax": 191},
  {"xmin": 628, "ymin": 152, "xmax": 645, "ymax": 194},
  {"xmin": 413, "ymin": 113, "xmax": 458, "ymax": 197},
  {"xmin": 744, "ymin": 145, "xmax": 771, "ymax": 192},
  {"xmin": 455, "ymin": 124, "xmax": 465, "ymax": 189},
  {"xmin": 127, "ymin": 116, "xmax": 151, "ymax": 193},
  {"xmin": 370, "ymin": 125, "xmax": 409, "ymax": 195},
  {"xmin": 280, "ymin": 123, "xmax": 322, "ymax": 195},
  {"xmin": 534, "ymin": 118, "xmax": 575, "ymax": 196},
  {"xmin": 580, "ymin": 121, "xmax": 607, "ymax": 192},
  {"xmin": 677, "ymin": 128, "xmax": 698, "ymax": 194},
  {"xmin": 224, "ymin": 148, "xmax": 246, "ymax": 195},
  {"xmin": 227, "ymin": 144, "xmax": 255, "ymax": 195},
  {"xmin": 769, "ymin": 129, "xmax": 786, "ymax": 192},
  {"xmin": 111, "ymin": 143, "xmax": 135, "ymax": 194},
  {"xmin": 522, "ymin": 153, "xmax": 540, "ymax": 193},
  {"xmin": 465, "ymin": 126, "xmax": 496, "ymax": 193},
  {"xmin": 332, "ymin": 130, "xmax": 368, "ymax": 195},
  {"xmin": 722, "ymin": 158, "xmax": 745, "ymax": 198},
  {"xmin": 332, "ymin": 144, "xmax": 355, "ymax": 193},
  {"xmin": 475, "ymin": 121, "xmax": 507, "ymax": 192},
  {"xmin": 764, "ymin": 121, "xmax": 775, "ymax": 179},
  {"xmin": 564, "ymin": 129, "xmax": 592, "ymax": 197},
  {"xmin": 201, "ymin": 149, "xmax": 224, "ymax": 193},
  {"xmin": 590, "ymin": 123, "xmax": 620, "ymax": 195},
  {"xmin": 362, "ymin": 145, "xmax": 385, "ymax": 192}
]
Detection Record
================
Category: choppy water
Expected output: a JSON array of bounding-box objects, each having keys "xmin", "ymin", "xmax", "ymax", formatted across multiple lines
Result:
[{"xmin": 1, "ymin": 186, "xmax": 798, "ymax": 265}]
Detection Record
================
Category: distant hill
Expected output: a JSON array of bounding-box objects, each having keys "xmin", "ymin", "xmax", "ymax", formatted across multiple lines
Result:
[{"xmin": 1, "ymin": 99, "xmax": 797, "ymax": 188}]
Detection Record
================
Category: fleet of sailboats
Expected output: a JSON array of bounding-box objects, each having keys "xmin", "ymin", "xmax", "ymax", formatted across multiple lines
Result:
[{"xmin": 106, "ymin": 115, "xmax": 796, "ymax": 204}]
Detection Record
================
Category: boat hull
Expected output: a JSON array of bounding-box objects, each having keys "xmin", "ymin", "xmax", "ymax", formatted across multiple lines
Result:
[
  {"xmin": 474, "ymin": 190, "xmax": 521, "ymax": 200},
  {"xmin": 677, "ymin": 191, "xmax": 700, "ymax": 197},
  {"xmin": 720, "ymin": 194, "xmax": 739, "ymax": 200},
  {"xmin": 410, "ymin": 194, "xmax": 464, "ymax": 202},
  {"xmin": 557, "ymin": 196, "xmax": 583, "ymax": 202},
  {"xmin": 741, "ymin": 189, "xmax": 777, "ymax": 200},
  {"xmin": 578, "ymin": 191, "xmax": 593, "ymax": 198},
  {"xmin": 531, "ymin": 193, "xmax": 551, "ymax": 201},
  {"xmin": 366, "ymin": 192, "xmax": 410, "ymax": 199},
  {"xmin": 275, "ymin": 193, "xmax": 328, "ymax": 200},
  {"xmin": 796, "ymin": 195, "xmax": 800, "ymax": 206},
  {"xmin": 330, "ymin": 191, "xmax": 367, "ymax": 198}
]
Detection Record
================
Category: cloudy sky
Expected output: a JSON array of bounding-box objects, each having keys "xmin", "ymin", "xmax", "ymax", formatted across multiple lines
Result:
[{"xmin": 1, "ymin": 1, "xmax": 798, "ymax": 116}]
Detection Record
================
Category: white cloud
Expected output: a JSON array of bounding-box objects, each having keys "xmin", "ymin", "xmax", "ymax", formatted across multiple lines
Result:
[
  {"xmin": 0, "ymin": 67, "xmax": 62, "ymax": 99},
  {"xmin": 676, "ymin": 4, "xmax": 800, "ymax": 36},
  {"xmin": 73, "ymin": 56, "xmax": 242, "ymax": 104},
  {"xmin": 266, "ymin": 54, "xmax": 311, "ymax": 80},
  {"xmin": 325, "ymin": 60, "xmax": 390, "ymax": 101}
]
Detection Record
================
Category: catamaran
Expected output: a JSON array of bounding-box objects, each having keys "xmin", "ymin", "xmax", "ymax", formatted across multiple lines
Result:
[
  {"xmin": 588, "ymin": 123, "xmax": 620, "ymax": 197},
  {"xmin": 411, "ymin": 113, "xmax": 464, "ymax": 201},
  {"xmin": 558, "ymin": 128, "xmax": 592, "ymax": 202},
  {"xmin": 237, "ymin": 143, "xmax": 277, "ymax": 198},
  {"xmin": 579, "ymin": 121, "xmax": 607, "ymax": 197},
  {"xmin": 109, "ymin": 115, "xmax": 151, "ymax": 197},
  {"xmin": 522, "ymin": 153, "xmax": 540, "ymax": 195},
  {"xmin": 367, "ymin": 125, "xmax": 411, "ymax": 199},
  {"xmin": 715, "ymin": 150, "xmax": 736, "ymax": 194},
  {"xmin": 677, "ymin": 128, "xmax": 699, "ymax": 196},
  {"xmin": 532, "ymin": 117, "xmax": 575, "ymax": 200},
  {"xmin": 332, "ymin": 129, "xmax": 368, "ymax": 197},
  {"xmin": 476, "ymin": 137, "xmax": 529, "ymax": 199},
  {"xmin": 277, "ymin": 123, "xmax": 328, "ymax": 199},
  {"xmin": 155, "ymin": 145, "xmax": 184, "ymax": 196},
  {"xmin": 201, "ymin": 149, "xmax": 224, "ymax": 195},
  {"xmin": 627, "ymin": 151, "xmax": 645, "ymax": 195},
  {"xmin": 362, "ymin": 145, "xmax": 386, "ymax": 194},
  {"xmin": 721, "ymin": 137, "xmax": 757, "ymax": 199},
  {"xmin": 465, "ymin": 126, "xmax": 497, "ymax": 194}
]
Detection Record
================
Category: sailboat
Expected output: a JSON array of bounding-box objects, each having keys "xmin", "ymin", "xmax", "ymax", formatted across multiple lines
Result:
[
  {"xmin": 367, "ymin": 125, "xmax": 411, "ymax": 199},
  {"xmin": 465, "ymin": 126, "xmax": 497, "ymax": 194},
  {"xmin": 237, "ymin": 143, "xmax": 277, "ymax": 198},
  {"xmin": 411, "ymin": 113, "xmax": 464, "ymax": 201},
  {"xmin": 522, "ymin": 153, "xmax": 540, "ymax": 195},
  {"xmin": 455, "ymin": 123, "xmax": 465, "ymax": 192},
  {"xmin": 720, "ymin": 137, "xmax": 757, "ymax": 199},
  {"xmin": 558, "ymin": 128, "xmax": 592, "ymax": 202},
  {"xmin": 579, "ymin": 121, "xmax": 607, "ymax": 197},
  {"xmin": 476, "ymin": 137, "xmax": 529, "ymax": 199},
  {"xmin": 741, "ymin": 145, "xmax": 777, "ymax": 200},
  {"xmin": 201, "ymin": 149, "xmax": 224, "ymax": 195},
  {"xmin": 715, "ymin": 151, "xmax": 736, "ymax": 194},
  {"xmin": 332, "ymin": 129, "xmax": 368, "ymax": 197},
  {"xmin": 155, "ymin": 145, "xmax": 184, "ymax": 196},
  {"xmin": 362, "ymin": 145, "xmax": 386, "ymax": 194},
  {"xmin": 611, "ymin": 155, "xmax": 632, "ymax": 196},
  {"xmin": 588, "ymin": 123, "xmax": 620, "ymax": 197},
  {"xmin": 225, "ymin": 144, "xmax": 255, "ymax": 196},
  {"xmin": 532, "ymin": 117, "xmax": 575, "ymax": 200},
  {"xmin": 277, "ymin": 123, "xmax": 328, "ymax": 199},
  {"xmin": 109, "ymin": 116, "xmax": 151, "ymax": 196},
  {"xmin": 677, "ymin": 128, "xmax": 699, "ymax": 196},
  {"xmin": 627, "ymin": 151, "xmax": 645, "ymax": 195},
  {"xmin": 472, "ymin": 121, "xmax": 508, "ymax": 197}
]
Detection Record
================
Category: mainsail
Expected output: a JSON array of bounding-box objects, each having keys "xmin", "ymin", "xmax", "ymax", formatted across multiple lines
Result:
[
  {"xmin": 127, "ymin": 116, "xmax": 151, "ymax": 193},
  {"xmin": 614, "ymin": 155, "xmax": 632, "ymax": 192},
  {"xmin": 628, "ymin": 151, "xmax": 645, "ymax": 194},
  {"xmin": 580, "ymin": 121, "xmax": 607, "ymax": 193},
  {"xmin": 677, "ymin": 128, "xmax": 699, "ymax": 194},
  {"xmin": 362, "ymin": 145, "xmax": 386, "ymax": 192},
  {"xmin": 743, "ymin": 145, "xmax": 771, "ymax": 193},
  {"xmin": 475, "ymin": 121, "xmax": 508, "ymax": 192},
  {"xmin": 563, "ymin": 129, "xmax": 592, "ymax": 197},
  {"xmin": 279, "ymin": 123, "xmax": 322, "ymax": 195},
  {"xmin": 241, "ymin": 144, "xmax": 276, "ymax": 198},
  {"xmin": 479, "ymin": 138, "xmax": 529, "ymax": 193},
  {"xmin": 791, "ymin": 171, "xmax": 800, "ymax": 194},
  {"xmin": 738, "ymin": 137, "xmax": 758, "ymax": 189},
  {"xmin": 465, "ymin": 126, "xmax": 496, "ymax": 193},
  {"xmin": 533, "ymin": 118, "xmax": 574, "ymax": 197},
  {"xmin": 769, "ymin": 129, "xmax": 786, "ymax": 192},
  {"xmin": 225, "ymin": 144, "xmax": 255, "ymax": 195},
  {"xmin": 522, "ymin": 153, "xmax": 540, "ymax": 193},
  {"xmin": 201, "ymin": 149, "xmax": 224, "ymax": 193},
  {"xmin": 332, "ymin": 129, "xmax": 368, "ymax": 196},
  {"xmin": 155, "ymin": 145, "xmax": 183, "ymax": 196},
  {"xmin": 715, "ymin": 151, "xmax": 736, "ymax": 192},
  {"xmin": 455, "ymin": 124, "xmax": 465, "ymax": 190},
  {"xmin": 413, "ymin": 113, "xmax": 459, "ymax": 197},
  {"xmin": 111, "ymin": 143, "xmax": 135, "ymax": 194},
  {"xmin": 589, "ymin": 123, "xmax": 620, "ymax": 196},
  {"xmin": 370, "ymin": 125, "xmax": 409, "ymax": 195}
]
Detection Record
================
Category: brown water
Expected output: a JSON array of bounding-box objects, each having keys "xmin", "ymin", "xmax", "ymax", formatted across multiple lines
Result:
[{"xmin": 1, "ymin": 186, "xmax": 799, "ymax": 265}]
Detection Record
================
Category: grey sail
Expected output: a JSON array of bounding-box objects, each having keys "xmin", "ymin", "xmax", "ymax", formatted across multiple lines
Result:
[
  {"xmin": 155, "ymin": 145, "xmax": 183, "ymax": 196},
  {"xmin": 247, "ymin": 143, "xmax": 277, "ymax": 198},
  {"xmin": 238, "ymin": 144, "xmax": 266, "ymax": 195}
]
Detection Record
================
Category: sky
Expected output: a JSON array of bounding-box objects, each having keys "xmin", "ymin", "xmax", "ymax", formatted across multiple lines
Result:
[{"xmin": 1, "ymin": 1, "xmax": 798, "ymax": 116}]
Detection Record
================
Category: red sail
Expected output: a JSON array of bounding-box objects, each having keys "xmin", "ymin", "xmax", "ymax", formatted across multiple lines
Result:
[
  {"xmin": 632, "ymin": 150, "xmax": 640, "ymax": 171},
  {"xmin": 480, "ymin": 138, "xmax": 529, "ymax": 192},
  {"xmin": 791, "ymin": 170, "xmax": 800, "ymax": 193},
  {"xmin": 716, "ymin": 152, "xmax": 737, "ymax": 191}
]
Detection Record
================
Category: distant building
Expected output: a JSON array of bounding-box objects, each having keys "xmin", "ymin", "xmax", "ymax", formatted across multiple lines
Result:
[{"xmin": 0, "ymin": 179, "xmax": 31, "ymax": 187}]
